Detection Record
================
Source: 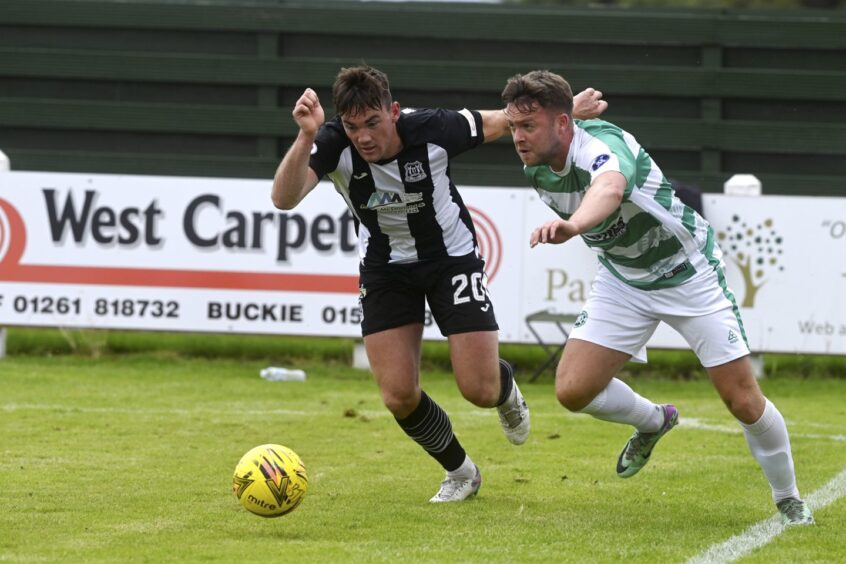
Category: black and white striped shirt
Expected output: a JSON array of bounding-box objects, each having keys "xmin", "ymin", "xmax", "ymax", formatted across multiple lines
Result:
[{"xmin": 309, "ymin": 108, "xmax": 485, "ymax": 267}]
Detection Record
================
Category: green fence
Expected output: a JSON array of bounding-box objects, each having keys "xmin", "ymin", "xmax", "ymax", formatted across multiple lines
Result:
[{"xmin": 1, "ymin": 0, "xmax": 845, "ymax": 195}]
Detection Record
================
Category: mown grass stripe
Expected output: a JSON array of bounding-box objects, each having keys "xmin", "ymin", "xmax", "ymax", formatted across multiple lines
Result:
[
  {"xmin": 686, "ymin": 469, "xmax": 846, "ymax": 564},
  {"xmin": 3, "ymin": 403, "xmax": 844, "ymax": 443}
]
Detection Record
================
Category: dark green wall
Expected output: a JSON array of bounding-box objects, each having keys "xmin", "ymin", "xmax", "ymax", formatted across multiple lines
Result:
[{"xmin": 1, "ymin": 0, "xmax": 845, "ymax": 195}]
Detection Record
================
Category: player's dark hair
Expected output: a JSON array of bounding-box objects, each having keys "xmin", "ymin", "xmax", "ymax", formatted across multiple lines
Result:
[
  {"xmin": 501, "ymin": 70, "xmax": 573, "ymax": 115},
  {"xmin": 333, "ymin": 66, "xmax": 393, "ymax": 117}
]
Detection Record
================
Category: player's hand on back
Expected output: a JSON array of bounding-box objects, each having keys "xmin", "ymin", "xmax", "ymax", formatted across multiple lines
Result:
[
  {"xmin": 573, "ymin": 88, "xmax": 608, "ymax": 120},
  {"xmin": 530, "ymin": 219, "xmax": 579, "ymax": 247},
  {"xmin": 293, "ymin": 88, "xmax": 325, "ymax": 135}
]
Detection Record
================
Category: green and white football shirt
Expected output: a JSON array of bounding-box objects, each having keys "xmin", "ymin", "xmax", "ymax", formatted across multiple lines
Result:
[{"xmin": 525, "ymin": 119, "xmax": 716, "ymax": 290}]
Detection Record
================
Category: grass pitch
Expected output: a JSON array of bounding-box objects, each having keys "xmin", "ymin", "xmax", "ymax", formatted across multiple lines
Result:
[{"xmin": 1, "ymin": 352, "xmax": 844, "ymax": 563}]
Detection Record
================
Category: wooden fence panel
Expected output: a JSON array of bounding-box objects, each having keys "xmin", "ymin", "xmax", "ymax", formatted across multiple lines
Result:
[{"xmin": 1, "ymin": 0, "xmax": 844, "ymax": 195}]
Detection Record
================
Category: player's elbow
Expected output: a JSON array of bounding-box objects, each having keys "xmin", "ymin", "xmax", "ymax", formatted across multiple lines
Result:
[
  {"xmin": 606, "ymin": 181, "xmax": 624, "ymax": 204},
  {"xmin": 594, "ymin": 172, "xmax": 626, "ymax": 205},
  {"xmin": 273, "ymin": 198, "xmax": 297, "ymax": 211},
  {"xmin": 271, "ymin": 187, "xmax": 299, "ymax": 211}
]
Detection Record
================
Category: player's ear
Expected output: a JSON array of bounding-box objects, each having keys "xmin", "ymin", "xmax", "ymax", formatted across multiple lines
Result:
[
  {"xmin": 390, "ymin": 101, "xmax": 401, "ymax": 123},
  {"xmin": 556, "ymin": 112, "xmax": 571, "ymax": 132}
]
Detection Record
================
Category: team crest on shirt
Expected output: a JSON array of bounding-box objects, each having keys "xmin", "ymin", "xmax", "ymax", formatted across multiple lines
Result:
[
  {"xmin": 590, "ymin": 153, "xmax": 610, "ymax": 171},
  {"xmin": 403, "ymin": 161, "xmax": 428, "ymax": 183}
]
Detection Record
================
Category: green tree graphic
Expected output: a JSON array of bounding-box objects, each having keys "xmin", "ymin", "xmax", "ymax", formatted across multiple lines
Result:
[{"xmin": 717, "ymin": 216, "xmax": 785, "ymax": 307}]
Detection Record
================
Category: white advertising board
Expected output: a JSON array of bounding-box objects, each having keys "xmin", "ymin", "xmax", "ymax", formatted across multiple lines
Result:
[
  {"xmin": 0, "ymin": 172, "xmax": 362, "ymax": 336},
  {"xmin": 1, "ymin": 171, "xmax": 844, "ymax": 354},
  {"xmin": 701, "ymin": 194, "xmax": 846, "ymax": 355}
]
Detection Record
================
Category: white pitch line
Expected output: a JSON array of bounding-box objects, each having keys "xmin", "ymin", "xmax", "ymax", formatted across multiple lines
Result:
[
  {"xmin": 682, "ymin": 417, "xmax": 846, "ymax": 442},
  {"xmin": 680, "ymin": 418, "xmax": 739, "ymax": 435},
  {"xmin": 799, "ymin": 421, "xmax": 846, "ymax": 431},
  {"xmin": 2, "ymin": 404, "xmax": 845, "ymax": 443},
  {"xmin": 686, "ymin": 469, "xmax": 846, "ymax": 564}
]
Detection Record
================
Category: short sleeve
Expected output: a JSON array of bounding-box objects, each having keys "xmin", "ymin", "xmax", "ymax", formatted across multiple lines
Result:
[
  {"xmin": 575, "ymin": 129, "xmax": 636, "ymax": 192},
  {"xmin": 398, "ymin": 108, "xmax": 484, "ymax": 157},
  {"xmin": 308, "ymin": 118, "xmax": 347, "ymax": 179}
]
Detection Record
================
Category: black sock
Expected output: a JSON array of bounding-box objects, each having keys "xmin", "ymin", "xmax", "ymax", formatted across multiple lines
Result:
[
  {"xmin": 396, "ymin": 391, "xmax": 466, "ymax": 472},
  {"xmin": 496, "ymin": 359, "xmax": 514, "ymax": 407}
]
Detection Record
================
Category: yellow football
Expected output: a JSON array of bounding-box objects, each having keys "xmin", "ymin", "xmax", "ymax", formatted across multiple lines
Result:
[{"xmin": 232, "ymin": 444, "xmax": 308, "ymax": 517}]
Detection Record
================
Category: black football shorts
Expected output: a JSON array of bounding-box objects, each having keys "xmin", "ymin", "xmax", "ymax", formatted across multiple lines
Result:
[{"xmin": 358, "ymin": 252, "xmax": 499, "ymax": 337}]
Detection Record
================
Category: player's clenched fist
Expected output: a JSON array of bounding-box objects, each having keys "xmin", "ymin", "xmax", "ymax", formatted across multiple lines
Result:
[
  {"xmin": 292, "ymin": 88, "xmax": 325, "ymax": 136},
  {"xmin": 572, "ymin": 88, "xmax": 608, "ymax": 120}
]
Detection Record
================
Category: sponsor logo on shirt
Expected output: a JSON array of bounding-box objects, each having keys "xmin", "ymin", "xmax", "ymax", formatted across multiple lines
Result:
[
  {"xmin": 590, "ymin": 153, "xmax": 610, "ymax": 172},
  {"xmin": 661, "ymin": 262, "xmax": 689, "ymax": 279},
  {"xmin": 362, "ymin": 190, "xmax": 425, "ymax": 214},
  {"xmin": 403, "ymin": 161, "xmax": 428, "ymax": 183},
  {"xmin": 581, "ymin": 216, "xmax": 626, "ymax": 243},
  {"xmin": 574, "ymin": 310, "xmax": 588, "ymax": 328}
]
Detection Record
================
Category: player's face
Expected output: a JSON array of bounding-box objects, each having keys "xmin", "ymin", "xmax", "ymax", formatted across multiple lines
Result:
[
  {"xmin": 341, "ymin": 102, "xmax": 402, "ymax": 162},
  {"xmin": 506, "ymin": 102, "xmax": 571, "ymax": 171}
]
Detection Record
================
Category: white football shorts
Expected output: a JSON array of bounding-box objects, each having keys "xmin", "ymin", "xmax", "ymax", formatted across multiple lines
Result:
[{"xmin": 568, "ymin": 264, "xmax": 751, "ymax": 367}]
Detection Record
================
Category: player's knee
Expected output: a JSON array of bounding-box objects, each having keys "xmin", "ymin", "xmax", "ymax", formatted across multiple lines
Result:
[
  {"xmin": 723, "ymin": 392, "xmax": 764, "ymax": 424},
  {"xmin": 556, "ymin": 390, "xmax": 591, "ymax": 412},
  {"xmin": 555, "ymin": 366, "xmax": 590, "ymax": 411},
  {"xmin": 720, "ymin": 385, "xmax": 767, "ymax": 424},
  {"xmin": 458, "ymin": 379, "xmax": 499, "ymax": 408},
  {"xmin": 381, "ymin": 389, "xmax": 420, "ymax": 419},
  {"xmin": 555, "ymin": 380, "xmax": 591, "ymax": 412}
]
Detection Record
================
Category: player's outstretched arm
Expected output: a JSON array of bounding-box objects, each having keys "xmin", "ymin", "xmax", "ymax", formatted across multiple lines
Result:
[
  {"xmin": 573, "ymin": 88, "xmax": 608, "ymax": 120},
  {"xmin": 272, "ymin": 88, "xmax": 324, "ymax": 210},
  {"xmin": 479, "ymin": 109, "xmax": 510, "ymax": 143},
  {"xmin": 567, "ymin": 171, "xmax": 625, "ymax": 232},
  {"xmin": 529, "ymin": 171, "xmax": 624, "ymax": 248}
]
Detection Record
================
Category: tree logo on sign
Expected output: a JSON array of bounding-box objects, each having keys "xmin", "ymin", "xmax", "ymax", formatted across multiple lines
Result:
[{"xmin": 716, "ymin": 215, "xmax": 785, "ymax": 308}]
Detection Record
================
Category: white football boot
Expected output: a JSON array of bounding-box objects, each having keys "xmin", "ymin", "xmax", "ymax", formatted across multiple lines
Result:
[
  {"xmin": 497, "ymin": 381, "xmax": 530, "ymax": 445},
  {"xmin": 429, "ymin": 465, "xmax": 482, "ymax": 503}
]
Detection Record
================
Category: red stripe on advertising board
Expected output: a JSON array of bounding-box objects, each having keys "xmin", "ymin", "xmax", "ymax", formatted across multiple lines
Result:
[{"xmin": 0, "ymin": 264, "xmax": 359, "ymax": 292}]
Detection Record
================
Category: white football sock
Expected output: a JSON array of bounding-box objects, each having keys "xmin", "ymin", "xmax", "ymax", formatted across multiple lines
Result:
[
  {"xmin": 447, "ymin": 455, "xmax": 476, "ymax": 479},
  {"xmin": 739, "ymin": 399, "xmax": 800, "ymax": 502},
  {"xmin": 579, "ymin": 377, "xmax": 664, "ymax": 432}
]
